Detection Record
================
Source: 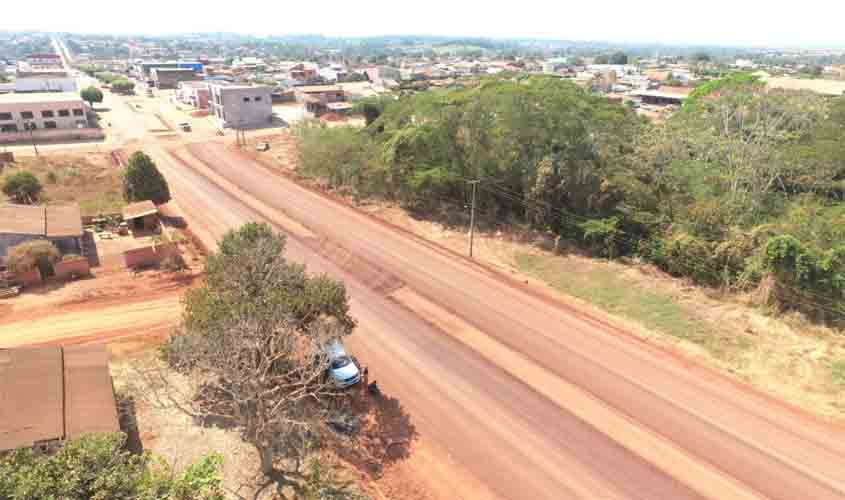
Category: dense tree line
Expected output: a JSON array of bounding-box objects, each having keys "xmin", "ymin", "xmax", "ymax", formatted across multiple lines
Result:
[{"xmin": 296, "ymin": 75, "xmax": 845, "ymax": 323}]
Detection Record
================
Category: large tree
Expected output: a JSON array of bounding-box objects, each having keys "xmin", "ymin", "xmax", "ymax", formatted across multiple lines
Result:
[
  {"xmin": 147, "ymin": 223, "xmax": 357, "ymax": 492},
  {"xmin": 80, "ymin": 85, "xmax": 103, "ymax": 109},
  {"xmin": 2, "ymin": 171, "xmax": 42, "ymax": 204},
  {"xmin": 123, "ymin": 151, "xmax": 171, "ymax": 204}
]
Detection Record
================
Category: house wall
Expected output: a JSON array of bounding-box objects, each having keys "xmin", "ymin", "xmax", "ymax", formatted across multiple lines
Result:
[
  {"xmin": 49, "ymin": 236, "xmax": 82, "ymax": 256},
  {"xmin": 54, "ymin": 257, "xmax": 90, "ymax": 279},
  {"xmin": 0, "ymin": 234, "xmax": 81, "ymax": 258},
  {"xmin": 123, "ymin": 242, "xmax": 177, "ymax": 269},
  {"xmin": 209, "ymin": 85, "xmax": 272, "ymax": 128},
  {"xmin": 15, "ymin": 77, "xmax": 77, "ymax": 93},
  {"xmin": 0, "ymin": 127, "xmax": 103, "ymax": 145},
  {"xmin": 152, "ymin": 70, "xmax": 199, "ymax": 89},
  {"xmin": 0, "ymin": 233, "xmax": 36, "ymax": 258},
  {"xmin": 14, "ymin": 268, "xmax": 41, "ymax": 287}
]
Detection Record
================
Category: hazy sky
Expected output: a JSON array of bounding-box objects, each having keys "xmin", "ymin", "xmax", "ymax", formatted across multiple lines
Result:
[{"xmin": 4, "ymin": 0, "xmax": 844, "ymax": 48}]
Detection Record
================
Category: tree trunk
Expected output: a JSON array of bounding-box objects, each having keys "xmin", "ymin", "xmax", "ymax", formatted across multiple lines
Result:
[{"xmin": 258, "ymin": 446, "xmax": 274, "ymax": 476}]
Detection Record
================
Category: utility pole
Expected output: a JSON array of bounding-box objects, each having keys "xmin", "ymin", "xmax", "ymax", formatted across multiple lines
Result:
[
  {"xmin": 25, "ymin": 122, "xmax": 38, "ymax": 157},
  {"xmin": 468, "ymin": 180, "xmax": 479, "ymax": 258}
]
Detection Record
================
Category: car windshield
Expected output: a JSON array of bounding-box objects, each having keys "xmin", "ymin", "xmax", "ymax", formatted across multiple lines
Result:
[{"xmin": 331, "ymin": 356, "xmax": 351, "ymax": 370}]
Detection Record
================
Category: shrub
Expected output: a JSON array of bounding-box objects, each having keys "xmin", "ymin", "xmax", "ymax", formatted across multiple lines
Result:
[
  {"xmin": 161, "ymin": 252, "xmax": 187, "ymax": 272},
  {"xmin": 2, "ymin": 171, "xmax": 43, "ymax": 204},
  {"xmin": 7, "ymin": 240, "xmax": 60, "ymax": 273},
  {"xmin": 579, "ymin": 216, "xmax": 621, "ymax": 258}
]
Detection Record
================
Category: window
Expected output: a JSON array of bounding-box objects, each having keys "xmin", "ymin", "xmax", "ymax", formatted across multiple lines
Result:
[
  {"xmin": 58, "ymin": 109, "xmax": 70, "ymax": 117},
  {"xmin": 243, "ymin": 97, "xmax": 250, "ymax": 103},
  {"xmin": 72, "ymin": 109, "xmax": 83, "ymax": 116},
  {"xmin": 254, "ymin": 96, "xmax": 262, "ymax": 102},
  {"xmin": 44, "ymin": 121, "xmax": 57, "ymax": 129},
  {"xmin": 21, "ymin": 111, "xmax": 34, "ymax": 119},
  {"xmin": 0, "ymin": 112, "xmax": 12, "ymax": 121},
  {"xmin": 42, "ymin": 110, "xmax": 54, "ymax": 118},
  {"xmin": 24, "ymin": 122, "xmax": 37, "ymax": 131},
  {"xmin": 0, "ymin": 124, "xmax": 18, "ymax": 132}
]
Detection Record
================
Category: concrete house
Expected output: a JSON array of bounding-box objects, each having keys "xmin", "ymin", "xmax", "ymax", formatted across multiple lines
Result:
[
  {"xmin": 208, "ymin": 82, "xmax": 272, "ymax": 129},
  {"xmin": 176, "ymin": 81, "xmax": 210, "ymax": 109},
  {"xmin": 0, "ymin": 204, "xmax": 84, "ymax": 258},
  {"xmin": 151, "ymin": 68, "xmax": 200, "ymax": 89}
]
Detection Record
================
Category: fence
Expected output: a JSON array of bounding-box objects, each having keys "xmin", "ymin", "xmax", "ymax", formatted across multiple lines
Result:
[
  {"xmin": 0, "ymin": 128, "xmax": 105, "ymax": 145},
  {"xmin": 123, "ymin": 242, "xmax": 178, "ymax": 269}
]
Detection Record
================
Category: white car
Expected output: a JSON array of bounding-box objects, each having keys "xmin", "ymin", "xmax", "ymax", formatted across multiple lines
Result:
[{"xmin": 325, "ymin": 339, "xmax": 361, "ymax": 388}]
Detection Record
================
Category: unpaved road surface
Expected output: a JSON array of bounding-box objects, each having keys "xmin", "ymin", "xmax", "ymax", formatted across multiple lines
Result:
[{"xmin": 150, "ymin": 141, "xmax": 845, "ymax": 500}]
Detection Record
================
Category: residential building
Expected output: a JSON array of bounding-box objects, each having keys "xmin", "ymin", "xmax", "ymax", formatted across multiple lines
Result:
[
  {"xmin": 178, "ymin": 61, "xmax": 205, "ymax": 74},
  {"xmin": 632, "ymin": 86, "xmax": 693, "ymax": 106},
  {"xmin": 0, "ymin": 344, "xmax": 119, "ymax": 452},
  {"xmin": 0, "ymin": 204, "xmax": 84, "ymax": 258},
  {"xmin": 151, "ymin": 68, "xmax": 200, "ymax": 89},
  {"xmin": 207, "ymin": 82, "xmax": 272, "ymax": 129},
  {"xmin": 294, "ymin": 85, "xmax": 345, "ymax": 114},
  {"xmin": 176, "ymin": 81, "xmax": 210, "ymax": 109},
  {"xmin": 25, "ymin": 53, "xmax": 63, "ymax": 69},
  {"xmin": 0, "ymin": 92, "xmax": 89, "ymax": 133},
  {"xmin": 134, "ymin": 61, "xmax": 179, "ymax": 80},
  {"xmin": 232, "ymin": 57, "xmax": 266, "ymax": 72},
  {"xmin": 14, "ymin": 68, "xmax": 77, "ymax": 93}
]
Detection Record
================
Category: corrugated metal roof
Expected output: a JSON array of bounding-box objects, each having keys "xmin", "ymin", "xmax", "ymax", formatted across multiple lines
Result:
[
  {"xmin": 0, "ymin": 204, "xmax": 44, "ymax": 235},
  {"xmin": 122, "ymin": 200, "xmax": 158, "ymax": 220},
  {"xmin": 0, "ymin": 347, "xmax": 64, "ymax": 450},
  {"xmin": 0, "ymin": 344, "xmax": 119, "ymax": 452},
  {"xmin": 46, "ymin": 205, "xmax": 83, "ymax": 238},
  {"xmin": 0, "ymin": 204, "xmax": 82, "ymax": 238},
  {"xmin": 63, "ymin": 344, "xmax": 120, "ymax": 439}
]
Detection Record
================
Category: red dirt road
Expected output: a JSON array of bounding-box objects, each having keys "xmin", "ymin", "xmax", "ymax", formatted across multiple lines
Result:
[{"xmin": 153, "ymin": 141, "xmax": 845, "ymax": 500}]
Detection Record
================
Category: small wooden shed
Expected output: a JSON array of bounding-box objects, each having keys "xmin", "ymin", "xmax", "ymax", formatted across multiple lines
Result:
[{"xmin": 122, "ymin": 200, "xmax": 159, "ymax": 232}]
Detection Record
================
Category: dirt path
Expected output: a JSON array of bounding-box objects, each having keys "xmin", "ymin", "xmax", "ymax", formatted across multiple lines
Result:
[{"xmin": 151, "ymin": 140, "xmax": 845, "ymax": 500}]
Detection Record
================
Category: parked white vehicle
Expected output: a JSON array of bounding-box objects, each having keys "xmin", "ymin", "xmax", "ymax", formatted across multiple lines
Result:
[{"xmin": 325, "ymin": 339, "xmax": 361, "ymax": 388}]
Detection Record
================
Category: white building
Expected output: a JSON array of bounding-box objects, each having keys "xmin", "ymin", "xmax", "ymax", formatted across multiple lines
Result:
[
  {"xmin": 208, "ymin": 82, "xmax": 272, "ymax": 129},
  {"xmin": 14, "ymin": 65, "xmax": 77, "ymax": 93},
  {"xmin": 0, "ymin": 92, "xmax": 89, "ymax": 133}
]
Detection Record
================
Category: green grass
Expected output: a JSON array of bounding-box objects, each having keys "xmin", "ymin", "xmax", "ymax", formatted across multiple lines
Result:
[
  {"xmin": 515, "ymin": 253, "xmax": 751, "ymax": 360},
  {"xmin": 831, "ymin": 360, "xmax": 845, "ymax": 386},
  {"xmin": 76, "ymin": 191, "xmax": 126, "ymax": 217}
]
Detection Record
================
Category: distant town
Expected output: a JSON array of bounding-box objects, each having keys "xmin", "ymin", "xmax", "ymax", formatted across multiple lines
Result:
[{"xmin": 2, "ymin": 31, "xmax": 845, "ymax": 140}]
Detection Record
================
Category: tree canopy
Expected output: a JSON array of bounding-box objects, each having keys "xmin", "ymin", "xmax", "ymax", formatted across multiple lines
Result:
[
  {"xmin": 0, "ymin": 433, "xmax": 225, "ymax": 500},
  {"xmin": 6, "ymin": 240, "xmax": 60, "ymax": 273},
  {"xmin": 2, "ymin": 171, "xmax": 42, "ymax": 204},
  {"xmin": 296, "ymin": 75, "xmax": 845, "ymax": 324},
  {"xmin": 80, "ymin": 85, "xmax": 103, "ymax": 108},
  {"xmin": 123, "ymin": 151, "xmax": 171, "ymax": 204},
  {"xmin": 153, "ymin": 223, "xmax": 360, "ymax": 493},
  {"xmin": 111, "ymin": 78, "xmax": 135, "ymax": 93}
]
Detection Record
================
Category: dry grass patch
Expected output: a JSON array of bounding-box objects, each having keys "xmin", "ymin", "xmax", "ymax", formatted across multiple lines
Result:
[{"xmin": 1, "ymin": 152, "xmax": 125, "ymax": 216}]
